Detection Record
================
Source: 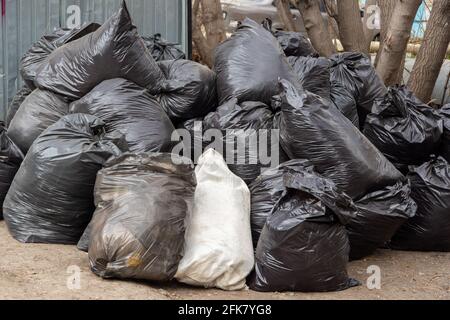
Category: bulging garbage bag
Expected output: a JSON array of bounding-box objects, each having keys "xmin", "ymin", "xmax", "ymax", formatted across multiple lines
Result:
[
  {"xmin": 35, "ymin": 1, "xmax": 165, "ymax": 100},
  {"xmin": 175, "ymin": 149, "xmax": 253, "ymax": 290},
  {"xmin": 330, "ymin": 52, "xmax": 387, "ymax": 128},
  {"xmin": 330, "ymin": 82, "xmax": 359, "ymax": 127},
  {"xmin": 89, "ymin": 153, "xmax": 195, "ymax": 281},
  {"xmin": 364, "ymin": 86, "xmax": 443, "ymax": 171},
  {"xmin": 142, "ymin": 33, "xmax": 186, "ymax": 61},
  {"xmin": 348, "ymin": 180, "xmax": 417, "ymax": 260},
  {"xmin": 439, "ymin": 104, "xmax": 450, "ymax": 162},
  {"xmin": 273, "ymin": 30, "xmax": 318, "ymax": 58},
  {"xmin": 5, "ymin": 86, "xmax": 32, "ymax": 128},
  {"xmin": 287, "ymin": 56, "xmax": 331, "ymax": 100},
  {"xmin": 0, "ymin": 123, "xmax": 24, "ymax": 219},
  {"xmin": 389, "ymin": 157, "xmax": 450, "ymax": 252},
  {"xmin": 158, "ymin": 59, "xmax": 217, "ymax": 122},
  {"xmin": 203, "ymin": 99, "xmax": 279, "ymax": 184},
  {"xmin": 7, "ymin": 89, "xmax": 69, "ymax": 154},
  {"xmin": 248, "ymin": 166, "xmax": 359, "ymax": 292},
  {"xmin": 20, "ymin": 23, "xmax": 100, "ymax": 89},
  {"xmin": 279, "ymin": 80, "xmax": 403, "ymax": 199},
  {"xmin": 70, "ymin": 78, "xmax": 175, "ymax": 153},
  {"xmin": 249, "ymin": 159, "xmax": 314, "ymax": 247},
  {"xmin": 214, "ymin": 18, "xmax": 297, "ymax": 105},
  {"xmin": 3, "ymin": 114, "xmax": 124, "ymax": 244}
]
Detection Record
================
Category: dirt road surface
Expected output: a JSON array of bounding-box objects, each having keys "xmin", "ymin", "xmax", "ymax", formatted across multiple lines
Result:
[{"xmin": 0, "ymin": 221, "xmax": 449, "ymax": 300}]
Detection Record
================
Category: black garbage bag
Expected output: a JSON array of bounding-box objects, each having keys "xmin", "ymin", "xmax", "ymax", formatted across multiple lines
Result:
[
  {"xmin": 70, "ymin": 78, "xmax": 175, "ymax": 154},
  {"xmin": 214, "ymin": 18, "xmax": 297, "ymax": 105},
  {"xmin": 287, "ymin": 56, "xmax": 331, "ymax": 100},
  {"xmin": 20, "ymin": 23, "xmax": 100, "ymax": 89},
  {"xmin": 389, "ymin": 157, "xmax": 450, "ymax": 252},
  {"xmin": 157, "ymin": 59, "xmax": 217, "ymax": 122},
  {"xmin": 364, "ymin": 86, "xmax": 443, "ymax": 171},
  {"xmin": 279, "ymin": 80, "xmax": 403, "ymax": 199},
  {"xmin": 7, "ymin": 89, "xmax": 69, "ymax": 154},
  {"xmin": 88, "ymin": 153, "xmax": 195, "ymax": 281},
  {"xmin": 3, "ymin": 114, "xmax": 124, "ymax": 244},
  {"xmin": 273, "ymin": 30, "xmax": 318, "ymax": 58},
  {"xmin": 203, "ymin": 99, "xmax": 280, "ymax": 184},
  {"xmin": 175, "ymin": 117, "xmax": 205, "ymax": 163},
  {"xmin": 142, "ymin": 33, "xmax": 186, "ymax": 61},
  {"xmin": 330, "ymin": 82, "xmax": 359, "ymax": 127},
  {"xmin": 0, "ymin": 123, "xmax": 24, "ymax": 219},
  {"xmin": 35, "ymin": 1, "xmax": 165, "ymax": 100},
  {"xmin": 248, "ymin": 166, "xmax": 359, "ymax": 292},
  {"xmin": 5, "ymin": 86, "xmax": 33, "ymax": 127},
  {"xmin": 348, "ymin": 180, "xmax": 417, "ymax": 260},
  {"xmin": 330, "ymin": 52, "xmax": 387, "ymax": 128},
  {"xmin": 249, "ymin": 159, "xmax": 314, "ymax": 247},
  {"xmin": 439, "ymin": 104, "xmax": 450, "ymax": 162}
]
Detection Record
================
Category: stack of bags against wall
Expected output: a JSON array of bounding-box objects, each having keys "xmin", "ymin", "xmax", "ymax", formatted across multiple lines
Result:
[{"xmin": 2, "ymin": 1, "xmax": 218, "ymax": 244}]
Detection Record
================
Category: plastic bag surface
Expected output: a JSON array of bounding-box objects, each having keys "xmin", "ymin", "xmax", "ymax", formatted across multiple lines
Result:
[
  {"xmin": 3, "ymin": 114, "xmax": 123, "ymax": 244},
  {"xmin": 88, "ymin": 153, "xmax": 195, "ymax": 281},
  {"xmin": 158, "ymin": 59, "xmax": 217, "ymax": 122},
  {"xmin": 175, "ymin": 149, "xmax": 253, "ymax": 291},
  {"xmin": 34, "ymin": 1, "xmax": 164, "ymax": 100},
  {"xmin": 70, "ymin": 78, "xmax": 175, "ymax": 153},
  {"xmin": 279, "ymin": 80, "xmax": 403, "ymax": 199}
]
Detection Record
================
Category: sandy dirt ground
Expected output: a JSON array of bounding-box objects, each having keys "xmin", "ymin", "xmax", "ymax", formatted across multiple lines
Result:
[{"xmin": 0, "ymin": 221, "xmax": 449, "ymax": 300}]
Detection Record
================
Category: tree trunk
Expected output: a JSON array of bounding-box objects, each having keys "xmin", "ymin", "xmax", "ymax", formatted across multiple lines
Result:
[
  {"xmin": 192, "ymin": 0, "xmax": 226, "ymax": 68},
  {"xmin": 276, "ymin": 0, "xmax": 298, "ymax": 32},
  {"xmin": 323, "ymin": 0, "xmax": 340, "ymax": 43},
  {"xmin": 408, "ymin": 0, "xmax": 450, "ymax": 103},
  {"xmin": 375, "ymin": 0, "xmax": 396, "ymax": 67},
  {"xmin": 337, "ymin": 0, "xmax": 368, "ymax": 54},
  {"xmin": 376, "ymin": 0, "xmax": 422, "ymax": 86},
  {"xmin": 292, "ymin": 0, "xmax": 336, "ymax": 57}
]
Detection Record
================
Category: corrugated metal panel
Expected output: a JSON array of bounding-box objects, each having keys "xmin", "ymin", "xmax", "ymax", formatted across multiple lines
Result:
[{"xmin": 0, "ymin": 0, "xmax": 189, "ymax": 120}]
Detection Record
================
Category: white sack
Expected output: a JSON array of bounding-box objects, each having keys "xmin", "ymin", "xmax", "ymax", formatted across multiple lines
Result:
[{"xmin": 175, "ymin": 149, "xmax": 254, "ymax": 290}]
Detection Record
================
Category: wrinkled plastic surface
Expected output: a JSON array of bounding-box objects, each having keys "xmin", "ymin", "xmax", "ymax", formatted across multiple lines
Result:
[
  {"xmin": 248, "ymin": 166, "xmax": 359, "ymax": 292},
  {"xmin": 20, "ymin": 24, "xmax": 100, "ymax": 89},
  {"xmin": 440, "ymin": 104, "xmax": 450, "ymax": 162},
  {"xmin": 88, "ymin": 153, "xmax": 195, "ymax": 281},
  {"xmin": 364, "ymin": 86, "xmax": 443, "ymax": 170},
  {"xmin": 5, "ymin": 86, "xmax": 32, "ymax": 128},
  {"xmin": 279, "ymin": 80, "xmax": 403, "ymax": 199},
  {"xmin": 389, "ymin": 157, "xmax": 450, "ymax": 251},
  {"xmin": 8, "ymin": 89, "xmax": 69, "ymax": 154},
  {"xmin": 158, "ymin": 60, "xmax": 217, "ymax": 122},
  {"xmin": 348, "ymin": 180, "xmax": 417, "ymax": 260},
  {"xmin": 3, "ymin": 114, "xmax": 123, "ymax": 244},
  {"xmin": 330, "ymin": 83, "xmax": 359, "ymax": 127},
  {"xmin": 203, "ymin": 99, "xmax": 278, "ymax": 184},
  {"xmin": 214, "ymin": 18, "xmax": 297, "ymax": 105},
  {"xmin": 330, "ymin": 52, "xmax": 387, "ymax": 128},
  {"xmin": 249, "ymin": 159, "xmax": 314, "ymax": 247},
  {"xmin": 175, "ymin": 149, "xmax": 253, "ymax": 290},
  {"xmin": 287, "ymin": 56, "xmax": 331, "ymax": 100},
  {"xmin": 142, "ymin": 34, "xmax": 186, "ymax": 61},
  {"xmin": 70, "ymin": 78, "xmax": 175, "ymax": 153},
  {"xmin": 35, "ymin": 1, "xmax": 164, "ymax": 100},
  {"xmin": 273, "ymin": 30, "xmax": 318, "ymax": 58},
  {"xmin": 0, "ymin": 123, "xmax": 24, "ymax": 219}
]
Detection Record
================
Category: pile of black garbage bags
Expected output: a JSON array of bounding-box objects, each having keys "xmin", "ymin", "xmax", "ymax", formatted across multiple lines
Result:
[{"xmin": 1, "ymin": 1, "xmax": 449, "ymax": 293}]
